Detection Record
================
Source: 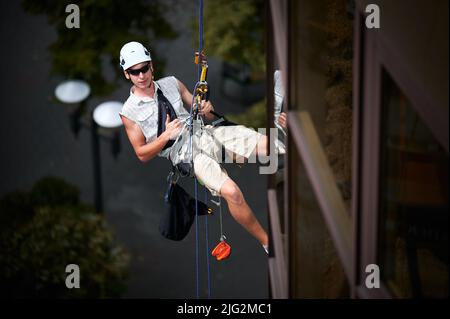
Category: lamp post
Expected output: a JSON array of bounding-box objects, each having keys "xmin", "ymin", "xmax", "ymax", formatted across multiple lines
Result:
[
  {"xmin": 55, "ymin": 80, "xmax": 123, "ymax": 213},
  {"xmin": 91, "ymin": 101, "xmax": 123, "ymax": 213}
]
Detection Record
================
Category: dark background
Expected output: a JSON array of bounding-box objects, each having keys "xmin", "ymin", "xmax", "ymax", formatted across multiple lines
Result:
[{"xmin": 0, "ymin": 0, "xmax": 268, "ymax": 298}]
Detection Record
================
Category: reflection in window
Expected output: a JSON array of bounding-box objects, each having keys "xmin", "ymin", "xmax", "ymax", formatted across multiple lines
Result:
[
  {"xmin": 274, "ymin": 69, "xmax": 285, "ymax": 133},
  {"xmin": 291, "ymin": 0, "xmax": 354, "ymax": 206},
  {"xmin": 378, "ymin": 70, "xmax": 449, "ymax": 298},
  {"xmin": 290, "ymin": 136, "xmax": 349, "ymax": 298},
  {"xmin": 273, "ymin": 69, "xmax": 286, "ymax": 235}
]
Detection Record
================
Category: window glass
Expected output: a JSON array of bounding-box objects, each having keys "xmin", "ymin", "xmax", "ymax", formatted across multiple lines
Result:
[
  {"xmin": 378, "ymin": 70, "xmax": 449, "ymax": 298},
  {"xmin": 289, "ymin": 133, "xmax": 349, "ymax": 298},
  {"xmin": 291, "ymin": 0, "xmax": 354, "ymax": 206}
]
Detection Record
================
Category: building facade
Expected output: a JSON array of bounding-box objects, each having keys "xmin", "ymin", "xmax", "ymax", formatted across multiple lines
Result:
[{"xmin": 267, "ymin": 0, "xmax": 448, "ymax": 298}]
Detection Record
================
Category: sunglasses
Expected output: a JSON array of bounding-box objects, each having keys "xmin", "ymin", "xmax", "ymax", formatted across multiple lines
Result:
[{"xmin": 127, "ymin": 63, "xmax": 151, "ymax": 76}]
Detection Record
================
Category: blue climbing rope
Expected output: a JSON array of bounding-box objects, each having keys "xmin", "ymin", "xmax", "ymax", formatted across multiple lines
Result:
[
  {"xmin": 193, "ymin": 0, "xmax": 211, "ymax": 300},
  {"xmin": 194, "ymin": 174, "xmax": 199, "ymax": 298},
  {"xmin": 197, "ymin": 0, "xmax": 204, "ymax": 79},
  {"xmin": 204, "ymin": 189, "xmax": 211, "ymax": 298}
]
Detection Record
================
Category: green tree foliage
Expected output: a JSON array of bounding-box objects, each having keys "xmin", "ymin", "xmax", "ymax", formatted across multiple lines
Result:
[
  {"xmin": 0, "ymin": 177, "xmax": 129, "ymax": 298},
  {"xmin": 202, "ymin": 0, "xmax": 265, "ymax": 76},
  {"xmin": 200, "ymin": 0, "xmax": 266, "ymax": 127},
  {"xmin": 227, "ymin": 99, "xmax": 266, "ymax": 130},
  {"xmin": 21, "ymin": 0, "xmax": 177, "ymax": 96}
]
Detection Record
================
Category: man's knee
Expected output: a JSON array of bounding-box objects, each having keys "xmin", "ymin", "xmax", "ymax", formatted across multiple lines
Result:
[
  {"xmin": 255, "ymin": 136, "xmax": 268, "ymax": 156},
  {"xmin": 220, "ymin": 180, "xmax": 244, "ymax": 205}
]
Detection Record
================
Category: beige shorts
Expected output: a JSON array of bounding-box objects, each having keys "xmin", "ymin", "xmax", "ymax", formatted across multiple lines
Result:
[{"xmin": 193, "ymin": 125, "xmax": 263, "ymax": 196}]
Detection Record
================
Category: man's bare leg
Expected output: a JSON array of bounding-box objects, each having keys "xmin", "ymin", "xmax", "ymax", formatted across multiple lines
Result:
[
  {"xmin": 220, "ymin": 178, "xmax": 268, "ymax": 246},
  {"xmin": 254, "ymin": 135, "xmax": 269, "ymax": 156}
]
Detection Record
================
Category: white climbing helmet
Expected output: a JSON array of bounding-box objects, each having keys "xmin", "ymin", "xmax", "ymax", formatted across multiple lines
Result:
[{"xmin": 119, "ymin": 41, "xmax": 152, "ymax": 70}]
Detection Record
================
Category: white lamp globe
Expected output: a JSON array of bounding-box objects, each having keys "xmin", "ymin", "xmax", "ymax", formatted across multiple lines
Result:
[
  {"xmin": 93, "ymin": 101, "xmax": 123, "ymax": 129},
  {"xmin": 55, "ymin": 80, "xmax": 91, "ymax": 104}
]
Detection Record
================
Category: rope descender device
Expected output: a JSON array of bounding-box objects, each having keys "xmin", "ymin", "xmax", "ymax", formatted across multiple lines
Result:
[{"xmin": 193, "ymin": 51, "xmax": 209, "ymax": 119}]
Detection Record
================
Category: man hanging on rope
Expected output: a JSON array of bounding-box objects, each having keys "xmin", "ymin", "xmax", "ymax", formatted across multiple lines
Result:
[{"xmin": 118, "ymin": 41, "xmax": 280, "ymax": 254}]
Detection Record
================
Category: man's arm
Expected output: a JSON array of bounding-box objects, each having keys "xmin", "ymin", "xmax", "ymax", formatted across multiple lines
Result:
[
  {"xmin": 177, "ymin": 79, "xmax": 194, "ymax": 107},
  {"xmin": 121, "ymin": 115, "xmax": 181, "ymax": 162}
]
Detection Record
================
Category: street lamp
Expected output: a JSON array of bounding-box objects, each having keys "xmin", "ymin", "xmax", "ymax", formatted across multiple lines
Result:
[
  {"xmin": 54, "ymin": 80, "xmax": 91, "ymax": 138},
  {"xmin": 87, "ymin": 101, "xmax": 123, "ymax": 214},
  {"xmin": 93, "ymin": 101, "xmax": 123, "ymax": 159},
  {"xmin": 54, "ymin": 80, "xmax": 123, "ymax": 214}
]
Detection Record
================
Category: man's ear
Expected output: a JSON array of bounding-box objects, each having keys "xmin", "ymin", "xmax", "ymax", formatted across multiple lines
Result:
[{"xmin": 123, "ymin": 70, "xmax": 130, "ymax": 80}]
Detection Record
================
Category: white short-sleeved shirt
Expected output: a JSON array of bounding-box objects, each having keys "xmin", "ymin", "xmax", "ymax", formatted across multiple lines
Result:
[{"xmin": 119, "ymin": 76, "xmax": 190, "ymax": 157}]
